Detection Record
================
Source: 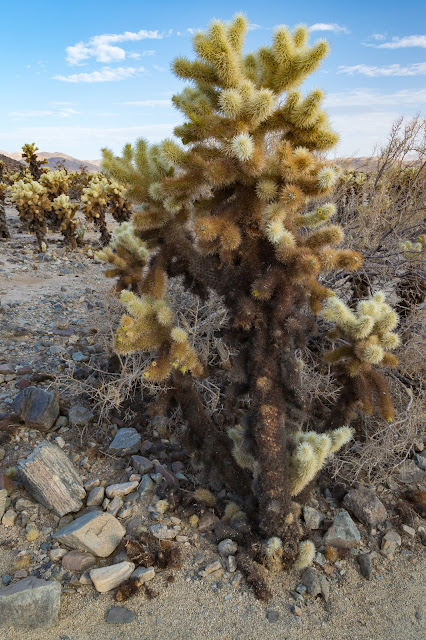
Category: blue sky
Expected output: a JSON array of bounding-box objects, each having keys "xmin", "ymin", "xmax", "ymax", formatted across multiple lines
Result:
[{"xmin": 1, "ymin": 0, "xmax": 425, "ymax": 160}]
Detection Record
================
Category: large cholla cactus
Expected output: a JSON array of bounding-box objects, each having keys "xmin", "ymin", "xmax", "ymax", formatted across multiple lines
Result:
[
  {"xmin": 10, "ymin": 179, "xmax": 52, "ymax": 249},
  {"xmin": 21, "ymin": 143, "xmax": 48, "ymax": 180},
  {"xmin": 101, "ymin": 16, "xmax": 399, "ymax": 548},
  {"xmin": 107, "ymin": 180, "xmax": 133, "ymax": 222},
  {"xmin": 52, "ymin": 194, "xmax": 79, "ymax": 248}
]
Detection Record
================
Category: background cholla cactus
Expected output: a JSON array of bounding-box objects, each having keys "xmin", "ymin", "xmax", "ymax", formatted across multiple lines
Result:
[
  {"xmin": 40, "ymin": 169, "xmax": 70, "ymax": 200},
  {"xmin": 21, "ymin": 143, "xmax": 48, "ymax": 180},
  {"xmin": 81, "ymin": 175, "xmax": 111, "ymax": 244},
  {"xmin": 100, "ymin": 15, "xmax": 400, "ymax": 550},
  {"xmin": 10, "ymin": 179, "xmax": 52, "ymax": 250},
  {"xmin": 107, "ymin": 179, "xmax": 133, "ymax": 223},
  {"xmin": 0, "ymin": 161, "xmax": 10, "ymax": 239},
  {"xmin": 51, "ymin": 194, "xmax": 79, "ymax": 248}
]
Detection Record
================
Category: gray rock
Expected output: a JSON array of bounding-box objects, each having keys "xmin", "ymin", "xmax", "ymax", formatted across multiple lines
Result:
[
  {"xmin": 302, "ymin": 568, "xmax": 330, "ymax": 601},
  {"xmin": 131, "ymin": 455, "xmax": 154, "ymax": 474},
  {"xmin": 106, "ymin": 606, "xmax": 136, "ymax": 624},
  {"xmin": 54, "ymin": 511, "xmax": 125, "ymax": 557},
  {"xmin": 106, "ymin": 481, "xmax": 139, "ymax": 499},
  {"xmin": 71, "ymin": 351, "xmax": 88, "ymax": 363},
  {"xmin": 138, "ymin": 474, "xmax": 154, "ymax": 496},
  {"xmin": 131, "ymin": 566, "xmax": 155, "ymax": 583},
  {"xmin": 226, "ymin": 556, "xmax": 237, "ymax": 572},
  {"xmin": 415, "ymin": 452, "xmax": 426, "ymax": 471},
  {"xmin": 149, "ymin": 524, "xmax": 176, "ymax": 540},
  {"xmin": 106, "ymin": 496, "xmax": 124, "ymax": 517},
  {"xmin": 108, "ymin": 428, "xmax": 141, "ymax": 456},
  {"xmin": 0, "ymin": 577, "xmax": 61, "ymax": 629},
  {"xmin": 357, "ymin": 553, "xmax": 372, "ymax": 580},
  {"xmin": 398, "ymin": 460, "xmax": 425, "ymax": 483},
  {"xmin": 218, "ymin": 539, "xmax": 238, "ymax": 557},
  {"xmin": 2, "ymin": 510, "xmax": 17, "ymax": 526},
  {"xmin": 11, "ymin": 386, "xmax": 59, "ymax": 431},
  {"xmin": 62, "ymin": 551, "xmax": 96, "ymax": 572},
  {"xmin": 266, "ymin": 611, "xmax": 279, "ymax": 623},
  {"xmin": 381, "ymin": 530, "xmax": 401, "ymax": 557},
  {"xmin": 303, "ymin": 506, "xmax": 324, "ymax": 530},
  {"xmin": 67, "ymin": 405, "xmax": 94, "ymax": 428},
  {"xmin": 90, "ymin": 561, "xmax": 135, "ymax": 593},
  {"xmin": 18, "ymin": 442, "xmax": 85, "ymax": 517},
  {"xmin": 323, "ymin": 509, "xmax": 361, "ymax": 548},
  {"xmin": 343, "ymin": 487, "xmax": 387, "ymax": 527},
  {"xmin": 197, "ymin": 511, "xmax": 219, "ymax": 532},
  {"xmin": 86, "ymin": 486, "xmax": 104, "ymax": 506},
  {"xmin": 0, "ymin": 489, "xmax": 7, "ymax": 521}
]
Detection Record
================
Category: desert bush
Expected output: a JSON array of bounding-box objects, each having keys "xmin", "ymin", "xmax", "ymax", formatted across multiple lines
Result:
[{"xmin": 97, "ymin": 12, "xmax": 403, "ymax": 571}]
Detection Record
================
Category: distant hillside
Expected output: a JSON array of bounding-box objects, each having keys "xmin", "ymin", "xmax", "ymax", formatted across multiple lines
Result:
[
  {"xmin": 0, "ymin": 150, "xmax": 100, "ymax": 173},
  {"xmin": 0, "ymin": 153, "xmax": 24, "ymax": 173}
]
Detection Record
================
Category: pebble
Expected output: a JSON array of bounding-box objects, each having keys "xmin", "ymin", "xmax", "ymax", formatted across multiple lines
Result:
[
  {"xmin": 11, "ymin": 386, "xmax": 59, "ymax": 431},
  {"xmin": 54, "ymin": 511, "xmax": 126, "ymax": 557},
  {"xmin": 357, "ymin": 553, "xmax": 372, "ymax": 580},
  {"xmin": 90, "ymin": 561, "xmax": 135, "ymax": 593},
  {"xmin": 108, "ymin": 428, "xmax": 141, "ymax": 456},
  {"xmin": 197, "ymin": 511, "xmax": 219, "ymax": 532},
  {"xmin": 131, "ymin": 455, "xmax": 154, "ymax": 474},
  {"xmin": 106, "ymin": 496, "xmax": 124, "ymax": 517},
  {"xmin": 226, "ymin": 556, "xmax": 237, "ymax": 572},
  {"xmin": 106, "ymin": 481, "xmax": 139, "ymax": 499},
  {"xmin": 149, "ymin": 524, "xmax": 176, "ymax": 540},
  {"xmin": 323, "ymin": 509, "xmax": 361, "ymax": 548},
  {"xmin": 303, "ymin": 505, "xmax": 324, "ymax": 529},
  {"xmin": 48, "ymin": 548, "xmax": 67, "ymax": 562},
  {"xmin": 106, "ymin": 606, "xmax": 136, "ymax": 624},
  {"xmin": 131, "ymin": 566, "xmax": 155, "ymax": 583},
  {"xmin": 266, "ymin": 611, "xmax": 279, "ymax": 623},
  {"xmin": 2, "ymin": 509, "xmax": 17, "ymax": 526},
  {"xmin": 343, "ymin": 487, "xmax": 387, "ymax": 527},
  {"xmin": 62, "ymin": 551, "xmax": 96, "ymax": 572},
  {"xmin": 302, "ymin": 568, "xmax": 330, "ymax": 601},
  {"xmin": 67, "ymin": 405, "xmax": 94, "ymax": 428},
  {"xmin": 401, "ymin": 524, "xmax": 416, "ymax": 537},
  {"xmin": 86, "ymin": 486, "xmax": 105, "ymax": 506},
  {"xmin": 205, "ymin": 561, "xmax": 222, "ymax": 574},
  {"xmin": 218, "ymin": 539, "xmax": 238, "ymax": 557},
  {"xmin": 381, "ymin": 530, "xmax": 402, "ymax": 557}
]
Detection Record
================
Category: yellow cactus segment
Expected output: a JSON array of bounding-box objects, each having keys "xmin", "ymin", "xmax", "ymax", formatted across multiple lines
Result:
[
  {"xmin": 293, "ymin": 540, "xmax": 315, "ymax": 570},
  {"xmin": 263, "ymin": 537, "xmax": 283, "ymax": 571},
  {"xmin": 230, "ymin": 133, "xmax": 255, "ymax": 161}
]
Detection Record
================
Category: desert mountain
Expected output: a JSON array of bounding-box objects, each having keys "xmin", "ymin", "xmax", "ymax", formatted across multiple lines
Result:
[{"xmin": 0, "ymin": 150, "xmax": 100, "ymax": 173}]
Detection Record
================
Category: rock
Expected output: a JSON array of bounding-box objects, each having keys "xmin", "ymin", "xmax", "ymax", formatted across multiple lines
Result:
[
  {"xmin": 302, "ymin": 568, "xmax": 330, "ymax": 601},
  {"xmin": 0, "ymin": 473, "xmax": 15, "ymax": 494},
  {"xmin": 106, "ymin": 496, "xmax": 124, "ymax": 517},
  {"xmin": 131, "ymin": 566, "xmax": 155, "ymax": 583},
  {"xmin": 67, "ymin": 405, "xmax": 94, "ymax": 428},
  {"xmin": 2, "ymin": 575, "xmax": 11, "ymax": 586},
  {"xmin": 218, "ymin": 539, "xmax": 238, "ymax": 557},
  {"xmin": 323, "ymin": 509, "xmax": 361, "ymax": 548},
  {"xmin": 62, "ymin": 551, "xmax": 96, "ymax": 572},
  {"xmin": 16, "ymin": 378, "xmax": 31, "ymax": 390},
  {"xmin": 343, "ymin": 487, "xmax": 387, "ymax": 527},
  {"xmin": 0, "ymin": 448, "xmax": 5, "ymax": 462},
  {"xmin": 0, "ymin": 490, "xmax": 7, "ymax": 521},
  {"xmin": 401, "ymin": 524, "xmax": 415, "ymax": 537},
  {"xmin": 381, "ymin": 530, "xmax": 402, "ymax": 557},
  {"xmin": 226, "ymin": 556, "xmax": 237, "ymax": 572},
  {"xmin": 72, "ymin": 351, "xmax": 88, "ymax": 363},
  {"xmin": 86, "ymin": 486, "xmax": 105, "ymax": 506},
  {"xmin": 303, "ymin": 506, "xmax": 324, "ymax": 530},
  {"xmin": 0, "ymin": 364, "xmax": 15, "ymax": 375},
  {"xmin": 14, "ymin": 570, "xmax": 29, "ymax": 579},
  {"xmin": 138, "ymin": 474, "xmax": 154, "ymax": 497},
  {"xmin": 266, "ymin": 611, "xmax": 279, "ymax": 623},
  {"xmin": 0, "ymin": 577, "xmax": 61, "ymax": 629},
  {"xmin": 48, "ymin": 548, "xmax": 67, "ymax": 562},
  {"xmin": 54, "ymin": 511, "xmax": 125, "ymax": 557},
  {"xmin": 2, "ymin": 510, "xmax": 17, "ymax": 527},
  {"xmin": 205, "ymin": 560, "xmax": 222, "ymax": 574},
  {"xmin": 18, "ymin": 442, "xmax": 85, "ymax": 517},
  {"xmin": 398, "ymin": 460, "xmax": 425, "ymax": 483},
  {"xmin": 90, "ymin": 561, "xmax": 135, "ymax": 593},
  {"xmin": 79, "ymin": 572, "xmax": 92, "ymax": 585},
  {"xmin": 11, "ymin": 386, "xmax": 59, "ymax": 431},
  {"xmin": 415, "ymin": 453, "xmax": 426, "ymax": 471},
  {"xmin": 197, "ymin": 511, "xmax": 219, "ymax": 532},
  {"xmin": 154, "ymin": 464, "xmax": 179, "ymax": 486},
  {"xmin": 149, "ymin": 524, "xmax": 176, "ymax": 540},
  {"xmin": 58, "ymin": 515, "xmax": 74, "ymax": 528},
  {"xmin": 106, "ymin": 606, "xmax": 136, "ymax": 624},
  {"xmin": 106, "ymin": 482, "xmax": 139, "ymax": 499},
  {"xmin": 84, "ymin": 478, "xmax": 100, "ymax": 491},
  {"xmin": 357, "ymin": 553, "xmax": 372, "ymax": 580},
  {"xmin": 131, "ymin": 455, "xmax": 154, "ymax": 474},
  {"xmin": 108, "ymin": 428, "xmax": 141, "ymax": 456}
]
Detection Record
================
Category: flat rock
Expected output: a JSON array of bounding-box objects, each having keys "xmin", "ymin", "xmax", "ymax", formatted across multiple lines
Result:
[
  {"xmin": 131, "ymin": 455, "xmax": 154, "ymax": 474},
  {"xmin": 131, "ymin": 566, "xmax": 155, "ymax": 583},
  {"xmin": 68, "ymin": 405, "xmax": 94, "ymax": 428},
  {"xmin": 302, "ymin": 568, "xmax": 330, "ymax": 601},
  {"xmin": 11, "ymin": 386, "xmax": 59, "ymax": 431},
  {"xmin": 357, "ymin": 553, "xmax": 372, "ymax": 580},
  {"xmin": 62, "ymin": 551, "xmax": 96, "ymax": 572},
  {"xmin": 106, "ymin": 606, "xmax": 136, "ymax": 624},
  {"xmin": 0, "ymin": 577, "xmax": 61, "ymax": 629},
  {"xmin": 323, "ymin": 509, "xmax": 361, "ymax": 548},
  {"xmin": 86, "ymin": 486, "xmax": 104, "ymax": 506},
  {"xmin": 381, "ymin": 530, "xmax": 401, "ymax": 557},
  {"xmin": 106, "ymin": 496, "xmax": 124, "ymax": 517},
  {"xmin": 343, "ymin": 487, "xmax": 387, "ymax": 527},
  {"xmin": 108, "ymin": 428, "xmax": 141, "ymax": 456},
  {"xmin": 106, "ymin": 481, "xmax": 139, "ymax": 499},
  {"xmin": 54, "ymin": 511, "xmax": 125, "ymax": 557},
  {"xmin": 18, "ymin": 442, "xmax": 85, "ymax": 517},
  {"xmin": 90, "ymin": 561, "xmax": 135, "ymax": 593},
  {"xmin": 303, "ymin": 506, "xmax": 324, "ymax": 530}
]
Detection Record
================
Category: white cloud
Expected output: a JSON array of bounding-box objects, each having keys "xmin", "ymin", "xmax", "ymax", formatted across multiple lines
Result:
[
  {"xmin": 309, "ymin": 23, "xmax": 350, "ymax": 34},
  {"xmin": 329, "ymin": 110, "xmax": 402, "ymax": 157},
  {"xmin": 376, "ymin": 35, "xmax": 426, "ymax": 49},
  {"xmin": 248, "ymin": 23, "xmax": 262, "ymax": 31},
  {"xmin": 338, "ymin": 62, "xmax": 426, "ymax": 77},
  {"xmin": 66, "ymin": 29, "xmax": 163, "ymax": 65},
  {"xmin": 9, "ymin": 107, "xmax": 79, "ymax": 119},
  {"xmin": 121, "ymin": 99, "xmax": 171, "ymax": 106},
  {"xmin": 371, "ymin": 33, "xmax": 386, "ymax": 41},
  {"xmin": 54, "ymin": 66, "xmax": 145, "ymax": 83},
  {"xmin": 128, "ymin": 50, "xmax": 155, "ymax": 59},
  {"xmin": 325, "ymin": 88, "xmax": 426, "ymax": 108}
]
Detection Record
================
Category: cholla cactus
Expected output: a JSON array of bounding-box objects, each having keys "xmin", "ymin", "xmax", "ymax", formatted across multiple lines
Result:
[
  {"xmin": 10, "ymin": 179, "xmax": 52, "ymax": 249},
  {"xmin": 321, "ymin": 292, "xmax": 399, "ymax": 422},
  {"xmin": 81, "ymin": 175, "xmax": 111, "ymax": 244},
  {"xmin": 40, "ymin": 169, "xmax": 70, "ymax": 199},
  {"xmin": 21, "ymin": 143, "xmax": 48, "ymax": 180},
  {"xmin": 52, "ymin": 194, "xmax": 79, "ymax": 248},
  {"xmin": 100, "ymin": 15, "xmax": 396, "ymax": 548},
  {"xmin": 96, "ymin": 222, "xmax": 149, "ymax": 291},
  {"xmin": 107, "ymin": 179, "xmax": 133, "ymax": 222},
  {"xmin": 0, "ymin": 182, "xmax": 9, "ymax": 239}
]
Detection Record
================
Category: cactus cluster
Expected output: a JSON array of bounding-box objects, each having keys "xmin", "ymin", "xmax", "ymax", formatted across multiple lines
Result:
[
  {"xmin": 10, "ymin": 179, "xmax": 51, "ymax": 249},
  {"xmin": 97, "ymin": 15, "xmax": 399, "ymax": 550},
  {"xmin": 81, "ymin": 175, "xmax": 133, "ymax": 244}
]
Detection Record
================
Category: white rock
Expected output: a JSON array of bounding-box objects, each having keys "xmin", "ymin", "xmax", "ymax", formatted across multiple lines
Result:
[
  {"xmin": 54, "ymin": 511, "xmax": 125, "ymax": 557},
  {"xmin": 106, "ymin": 482, "xmax": 139, "ymax": 499},
  {"xmin": 131, "ymin": 566, "xmax": 155, "ymax": 583},
  {"xmin": 90, "ymin": 561, "xmax": 135, "ymax": 593}
]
